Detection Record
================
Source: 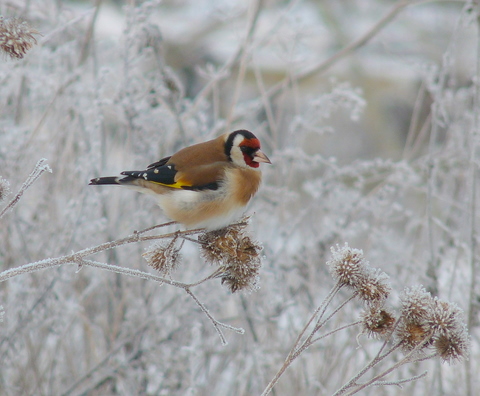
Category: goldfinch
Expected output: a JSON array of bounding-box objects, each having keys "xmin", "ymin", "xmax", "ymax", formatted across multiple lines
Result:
[{"xmin": 89, "ymin": 130, "xmax": 271, "ymax": 230}]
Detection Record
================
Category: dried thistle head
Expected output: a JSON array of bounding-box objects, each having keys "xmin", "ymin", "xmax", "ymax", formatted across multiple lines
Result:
[
  {"xmin": 0, "ymin": 17, "xmax": 39, "ymax": 59},
  {"xmin": 0, "ymin": 177, "xmax": 10, "ymax": 203},
  {"xmin": 397, "ymin": 320, "xmax": 433, "ymax": 352},
  {"xmin": 327, "ymin": 244, "xmax": 391, "ymax": 304},
  {"xmin": 427, "ymin": 299, "xmax": 470, "ymax": 363},
  {"xmin": 400, "ymin": 285, "xmax": 433, "ymax": 324},
  {"xmin": 355, "ymin": 268, "xmax": 391, "ymax": 305},
  {"xmin": 427, "ymin": 299, "xmax": 464, "ymax": 337},
  {"xmin": 434, "ymin": 327, "xmax": 470, "ymax": 363},
  {"xmin": 199, "ymin": 222, "xmax": 262, "ymax": 293},
  {"xmin": 397, "ymin": 286, "xmax": 435, "ymax": 351},
  {"xmin": 143, "ymin": 238, "xmax": 181, "ymax": 276},
  {"xmin": 360, "ymin": 306, "xmax": 396, "ymax": 339},
  {"xmin": 327, "ymin": 244, "xmax": 369, "ymax": 288}
]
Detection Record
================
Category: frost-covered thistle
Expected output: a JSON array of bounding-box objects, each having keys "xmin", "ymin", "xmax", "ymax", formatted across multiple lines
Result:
[
  {"xmin": 355, "ymin": 268, "xmax": 391, "ymax": 305},
  {"xmin": 427, "ymin": 299, "xmax": 464, "ymax": 336},
  {"xmin": 400, "ymin": 285, "xmax": 432, "ymax": 323},
  {"xmin": 199, "ymin": 223, "xmax": 262, "ymax": 293},
  {"xmin": 427, "ymin": 299, "xmax": 470, "ymax": 362},
  {"xmin": 0, "ymin": 177, "xmax": 10, "ymax": 203},
  {"xmin": 0, "ymin": 17, "xmax": 39, "ymax": 59},
  {"xmin": 327, "ymin": 244, "xmax": 391, "ymax": 304},
  {"xmin": 395, "ymin": 286, "xmax": 470, "ymax": 360},
  {"xmin": 434, "ymin": 327, "xmax": 470, "ymax": 363},
  {"xmin": 143, "ymin": 238, "xmax": 181, "ymax": 276},
  {"xmin": 360, "ymin": 306, "xmax": 396, "ymax": 339},
  {"xmin": 397, "ymin": 285, "xmax": 435, "ymax": 351},
  {"xmin": 327, "ymin": 244, "xmax": 369, "ymax": 288}
]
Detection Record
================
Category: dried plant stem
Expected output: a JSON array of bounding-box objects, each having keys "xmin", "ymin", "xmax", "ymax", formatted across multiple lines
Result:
[
  {"xmin": 0, "ymin": 224, "xmax": 203, "ymax": 283},
  {"xmin": 225, "ymin": 0, "xmax": 264, "ymax": 130},
  {"xmin": 371, "ymin": 371, "xmax": 428, "ymax": 388},
  {"xmin": 332, "ymin": 339, "xmax": 402, "ymax": 396},
  {"xmin": 0, "ymin": 158, "xmax": 51, "ymax": 220},
  {"xmin": 192, "ymin": 0, "xmax": 263, "ymax": 115},
  {"xmin": 77, "ymin": 0, "xmax": 101, "ymax": 66},
  {"xmin": 60, "ymin": 310, "xmax": 168, "ymax": 396},
  {"xmin": 292, "ymin": 294, "xmax": 357, "ymax": 359},
  {"xmin": 261, "ymin": 282, "xmax": 342, "ymax": 396},
  {"xmin": 465, "ymin": 5, "xmax": 480, "ymax": 395},
  {"xmin": 185, "ymin": 288, "xmax": 244, "ymax": 346},
  {"xmin": 334, "ymin": 333, "xmax": 434, "ymax": 396},
  {"xmin": 309, "ymin": 321, "xmax": 362, "ymax": 346},
  {"xmin": 0, "ymin": 223, "xmax": 247, "ymax": 344},
  {"xmin": 267, "ymin": 0, "xmax": 416, "ymax": 100}
]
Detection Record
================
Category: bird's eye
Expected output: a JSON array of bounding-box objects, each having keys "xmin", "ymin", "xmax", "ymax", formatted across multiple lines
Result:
[{"xmin": 240, "ymin": 146, "xmax": 255, "ymax": 155}]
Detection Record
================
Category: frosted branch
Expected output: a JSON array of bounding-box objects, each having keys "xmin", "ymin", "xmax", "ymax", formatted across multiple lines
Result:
[{"xmin": 0, "ymin": 158, "xmax": 52, "ymax": 220}]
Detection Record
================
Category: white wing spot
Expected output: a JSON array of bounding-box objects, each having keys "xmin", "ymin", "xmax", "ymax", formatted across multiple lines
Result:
[
  {"xmin": 167, "ymin": 165, "xmax": 172, "ymax": 170},
  {"xmin": 154, "ymin": 169, "xmax": 159, "ymax": 174},
  {"xmin": 143, "ymin": 173, "xmax": 148, "ymax": 180}
]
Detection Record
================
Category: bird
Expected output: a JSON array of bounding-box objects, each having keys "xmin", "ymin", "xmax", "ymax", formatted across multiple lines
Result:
[{"xmin": 89, "ymin": 130, "xmax": 271, "ymax": 230}]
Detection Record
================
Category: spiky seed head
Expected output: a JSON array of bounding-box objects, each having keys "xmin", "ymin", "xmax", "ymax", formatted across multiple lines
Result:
[
  {"xmin": 427, "ymin": 299, "xmax": 464, "ymax": 337},
  {"xmin": 355, "ymin": 268, "xmax": 391, "ymax": 305},
  {"xmin": 397, "ymin": 321, "xmax": 433, "ymax": 352},
  {"xmin": 327, "ymin": 244, "xmax": 369, "ymax": 288},
  {"xmin": 400, "ymin": 285, "xmax": 433, "ymax": 323},
  {"xmin": 434, "ymin": 326, "xmax": 470, "ymax": 363},
  {"xmin": 360, "ymin": 306, "xmax": 396, "ymax": 339},
  {"xmin": 0, "ymin": 17, "xmax": 39, "ymax": 59},
  {"xmin": 327, "ymin": 244, "xmax": 391, "ymax": 304},
  {"xmin": 199, "ymin": 222, "xmax": 262, "ymax": 293},
  {"xmin": 143, "ymin": 239, "xmax": 180, "ymax": 276}
]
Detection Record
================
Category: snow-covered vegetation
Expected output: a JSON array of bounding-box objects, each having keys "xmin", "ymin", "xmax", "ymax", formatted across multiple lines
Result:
[{"xmin": 0, "ymin": 0, "xmax": 477, "ymax": 394}]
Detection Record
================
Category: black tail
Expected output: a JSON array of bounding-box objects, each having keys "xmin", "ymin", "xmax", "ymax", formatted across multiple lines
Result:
[{"xmin": 89, "ymin": 176, "xmax": 120, "ymax": 186}]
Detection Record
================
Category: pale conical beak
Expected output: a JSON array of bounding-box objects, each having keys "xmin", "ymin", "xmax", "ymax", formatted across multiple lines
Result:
[{"xmin": 253, "ymin": 149, "xmax": 272, "ymax": 164}]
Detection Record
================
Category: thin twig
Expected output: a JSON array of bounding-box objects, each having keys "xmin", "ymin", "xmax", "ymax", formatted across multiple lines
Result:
[
  {"xmin": 371, "ymin": 371, "xmax": 428, "ymax": 388},
  {"xmin": 0, "ymin": 224, "xmax": 204, "ymax": 283},
  {"xmin": 266, "ymin": 0, "xmax": 416, "ymax": 101},
  {"xmin": 308, "ymin": 321, "xmax": 361, "ymax": 347},
  {"xmin": 261, "ymin": 282, "xmax": 342, "ymax": 396},
  {"xmin": 337, "ymin": 334, "xmax": 434, "ymax": 396},
  {"xmin": 292, "ymin": 294, "xmax": 357, "ymax": 359},
  {"xmin": 0, "ymin": 159, "xmax": 52, "ymax": 220},
  {"xmin": 185, "ymin": 288, "xmax": 244, "ymax": 346}
]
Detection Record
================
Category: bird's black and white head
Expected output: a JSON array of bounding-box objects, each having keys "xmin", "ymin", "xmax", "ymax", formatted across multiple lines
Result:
[{"xmin": 225, "ymin": 130, "xmax": 271, "ymax": 169}]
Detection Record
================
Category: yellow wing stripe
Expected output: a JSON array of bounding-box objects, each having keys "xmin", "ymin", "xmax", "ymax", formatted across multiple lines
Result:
[{"xmin": 149, "ymin": 179, "xmax": 192, "ymax": 189}]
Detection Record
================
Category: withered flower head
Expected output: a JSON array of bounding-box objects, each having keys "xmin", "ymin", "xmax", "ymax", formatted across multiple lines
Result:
[
  {"xmin": 199, "ymin": 222, "xmax": 262, "ymax": 293},
  {"xmin": 427, "ymin": 299, "xmax": 464, "ymax": 337},
  {"xmin": 397, "ymin": 320, "xmax": 433, "ymax": 352},
  {"xmin": 360, "ymin": 306, "xmax": 396, "ymax": 339},
  {"xmin": 434, "ymin": 326, "xmax": 470, "ymax": 363},
  {"xmin": 327, "ymin": 244, "xmax": 369, "ymax": 288},
  {"xmin": 355, "ymin": 268, "xmax": 391, "ymax": 305},
  {"xmin": 143, "ymin": 238, "xmax": 181, "ymax": 276},
  {"xmin": 396, "ymin": 286, "xmax": 470, "ymax": 360},
  {"xmin": 0, "ymin": 17, "xmax": 39, "ymax": 59},
  {"xmin": 327, "ymin": 244, "xmax": 391, "ymax": 304},
  {"xmin": 400, "ymin": 285, "xmax": 433, "ymax": 323},
  {"xmin": 397, "ymin": 285, "xmax": 435, "ymax": 351}
]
